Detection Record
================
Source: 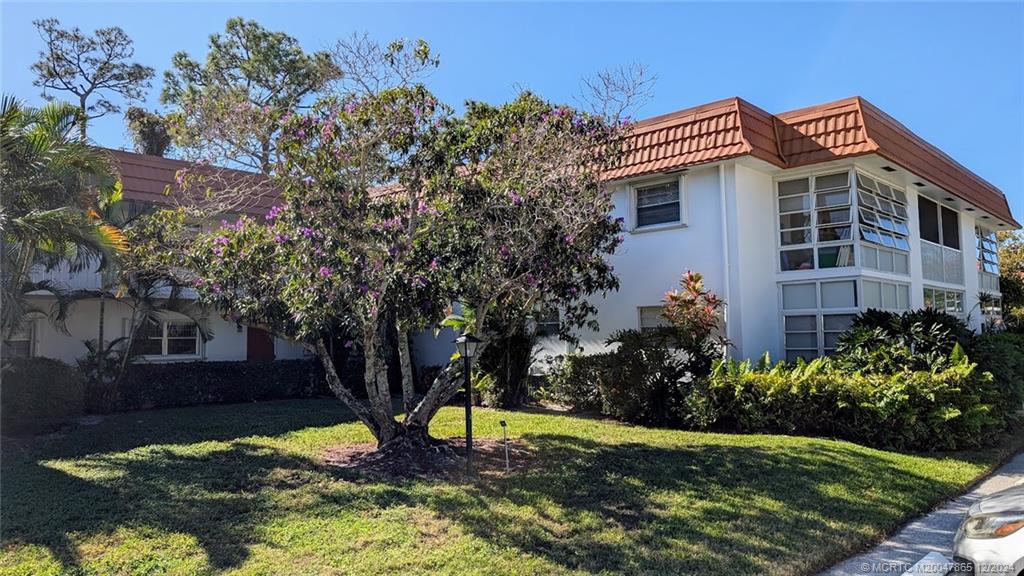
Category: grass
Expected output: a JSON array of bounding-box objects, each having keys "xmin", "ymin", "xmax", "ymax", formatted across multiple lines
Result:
[{"xmin": 0, "ymin": 398, "xmax": 1019, "ymax": 576}]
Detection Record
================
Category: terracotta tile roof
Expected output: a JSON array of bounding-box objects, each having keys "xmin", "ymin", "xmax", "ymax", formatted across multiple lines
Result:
[
  {"xmin": 611, "ymin": 96, "xmax": 1017, "ymax": 226},
  {"xmin": 105, "ymin": 149, "xmax": 279, "ymax": 215},
  {"xmin": 604, "ymin": 98, "xmax": 783, "ymax": 181}
]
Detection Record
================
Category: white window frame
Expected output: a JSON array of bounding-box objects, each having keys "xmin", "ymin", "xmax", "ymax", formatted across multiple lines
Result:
[
  {"xmin": 774, "ymin": 168, "xmax": 856, "ymax": 273},
  {"xmin": 638, "ymin": 305, "xmax": 670, "ymax": 331},
  {"xmin": 922, "ymin": 286, "xmax": 965, "ymax": 317},
  {"xmin": 3, "ymin": 320, "xmax": 37, "ymax": 358},
  {"xmin": 976, "ymin": 226, "xmax": 1000, "ymax": 293},
  {"xmin": 778, "ymin": 278, "xmax": 860, "ymax": 360},
  {"xmin": 629, "ymin": 174, "xmax": 687, "ymax": 232},
  {"xmin": 130, "ymin": 318, "xmax": 204, "ymax": 360}
]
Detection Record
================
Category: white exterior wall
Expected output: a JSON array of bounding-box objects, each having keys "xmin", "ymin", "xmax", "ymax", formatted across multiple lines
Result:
[
  {"xmin": 537, "ymin": 165, "xmax": 729, "ymax": 356},
  {"xmin": 27, "ymin": 297, "xmax": 306, "ymax": 364},
  {"xmin": 730, "ymin": 163, "xmax": 783, "ymax": 360}
]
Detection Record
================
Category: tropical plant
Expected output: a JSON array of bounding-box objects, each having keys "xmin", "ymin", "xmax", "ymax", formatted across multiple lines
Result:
[
  {"xmin": 0, "ymin": 95, "xmax": 125, "ymax": 350},
  {"xmin": 833, "ymin": 308, "xmax": 975, "ymax": 373}
]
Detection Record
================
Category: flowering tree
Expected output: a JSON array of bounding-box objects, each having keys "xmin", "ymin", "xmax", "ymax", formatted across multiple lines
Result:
[{"xmin": 187, "ymin": 85, "xmax": 625, "ymax": 454}]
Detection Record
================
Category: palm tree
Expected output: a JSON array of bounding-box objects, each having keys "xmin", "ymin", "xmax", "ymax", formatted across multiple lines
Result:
[{"xmin": 0, "ymin": 94, "xmax": 126, "ymax": 350}]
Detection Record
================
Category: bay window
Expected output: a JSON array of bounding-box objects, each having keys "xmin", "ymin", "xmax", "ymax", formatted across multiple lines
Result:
[{"xmin": 777, "ymin": 172, "xmax": 854, "ymax": 271}]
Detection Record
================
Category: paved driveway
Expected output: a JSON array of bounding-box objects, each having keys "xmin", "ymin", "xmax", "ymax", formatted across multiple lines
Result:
[{"xmin": 822, "ymin": 452, "xmax": 1024, "ymax": 576}]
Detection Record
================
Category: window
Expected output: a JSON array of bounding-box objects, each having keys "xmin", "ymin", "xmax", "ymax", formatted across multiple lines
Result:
[
  {"xmin": 923, "ymin": 287, "xmax": 964, "ymax": 315},
  {"xmin": 976, "ymin": 226, "xmax": 1000, "ymax": 293},
  {"xmin": 535, "ymin": 309, "xmax": 560, "ymax": 337},
  {"xmin": 639, "ymin": 306, "xmax": 669, "ymax": 331},
  {"xmin": 133, "ymin": 319, "xmax": 201, "ymax": 357},
  {"xmin": 780, "ymin": 279, "xmax": 857, "ymax": 360},
  {"xmin": 861, "ymin": 243, "xmax": 910, "ymax": 275},
  {"xmin": 857, "ymin": 173, "xmax": 910, "ymax": 252},
  {"xmin": 777, "ymin": 172, "xmax": 854, "ymax": 271},
  {"xmin": 2, "ymin": 322, "xmax": 35, "ymax": 358},
  {"xmin": 634, "ymin": 178, "xmax": 682, "ymax": 228},
  {"xmin": 862, "ymin": 280, "xmax": 910, "ymax": 311},
  {"xmin": 919, "ymin": 197, "xmax": 961, "ymax": 249}
]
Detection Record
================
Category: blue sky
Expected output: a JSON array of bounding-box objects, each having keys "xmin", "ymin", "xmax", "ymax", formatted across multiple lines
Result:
[{"xmin": 3, "ymin": 2, "xmax": 1022, "ymax": 217}]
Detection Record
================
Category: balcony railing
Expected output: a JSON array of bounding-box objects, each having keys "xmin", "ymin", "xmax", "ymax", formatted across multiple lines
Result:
[{"xmin": 921, "ymin": 239, "xmax": 963, "ymax": 285}]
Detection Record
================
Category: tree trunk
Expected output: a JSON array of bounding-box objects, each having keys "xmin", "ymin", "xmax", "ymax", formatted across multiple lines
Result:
[
  {"xmin": 314, "ymin": 338, "xmax": 382, "ymax": 439},
  {"xmin": 362, "ymin": 326, "xmax": 399, "ymax": 444},
  {"xmin": 408, "ymin": 341, "xmax": 489, "ymax": 428},
  {"xmin": 97, "ymin": 292, "xmax": 106, "ymax": 386},
  {"xmin": 397, "ymin": 325, "xmax": 415, "ymax": 417}
]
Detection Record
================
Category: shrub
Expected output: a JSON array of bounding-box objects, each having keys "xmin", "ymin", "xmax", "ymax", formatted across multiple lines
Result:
[
  {"xmin": 1, "ymin": 358, "xmax": 85, "ymax": 436},
  {"xmin": 109, "ymin": 359, "xmax": 333, "ymax": 412},
  {"xmin": 597, "ymin": 329, "xmax": 690, "ymax": 426},
  {"xmin": 973, "ymin": 332, "xmax": 1024, "ymax": 414},
  {"xmin": 835, "ymin": 308, "xmax": 975, "ymax": 373},
  {"xmin": 696, "ymin": 355, "xmax": 1005, "ymax": 451},
  {"xmin": 538, "ymin": 353, "xmax": 607, "ymax": 412}
]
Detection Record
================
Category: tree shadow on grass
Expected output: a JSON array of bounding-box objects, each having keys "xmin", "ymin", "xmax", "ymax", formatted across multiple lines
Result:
[
  {"xmin": 1, "ymin": 420, "xmax": 971, "ymax": 575},
  {"xmin": 420, "ymin": 433, "xmax": 967, "ymax": 574},
  {"xmin": 2, "ymin": 398, "xmax": 360, "ymax": 462}
]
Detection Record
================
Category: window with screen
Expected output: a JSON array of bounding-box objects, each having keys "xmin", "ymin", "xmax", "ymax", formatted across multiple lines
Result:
[
  {"xmin": 638, "ymin": 306, "xmax": 669, "ymax": 331},
  {"xmin": 132, "ymin": 319, "xmax": 201, "ymax": 356},
  {"xmin": 634, "ymin": 179, "xmax": 682, "ymax": 228},
  {"xmin": 976, "ymin": 226, "xmax": 1000, "ymax": 276}
]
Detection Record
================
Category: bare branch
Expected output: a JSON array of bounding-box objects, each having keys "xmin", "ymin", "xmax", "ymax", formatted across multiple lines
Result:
[{"xmin": 577, "ymin": 62, "xmax": 657, "ymax": 122}]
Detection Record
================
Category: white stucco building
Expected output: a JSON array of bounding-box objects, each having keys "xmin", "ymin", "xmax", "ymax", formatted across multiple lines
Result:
[
  {"xmin": 421, "ymin": 96, "xmax": 1017, "ymax": 365},
  {"xmin": 9, "ymin": 96, "xmax": 1017, "ymax": 368}
]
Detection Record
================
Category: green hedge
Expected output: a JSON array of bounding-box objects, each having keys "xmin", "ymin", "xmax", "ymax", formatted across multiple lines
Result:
[
  {"xmin": 111, "ymin": 359, "xmax": 336, "ymax": 411},
  {"xmin": 695, "ymin": 356, "xmax": 1008, "ymax": 451},
  {"xmin": 1, "ymin": 358, "xmax": 85, "ymax": 436}
]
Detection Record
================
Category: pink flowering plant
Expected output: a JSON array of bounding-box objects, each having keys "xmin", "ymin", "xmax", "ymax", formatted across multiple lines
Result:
[{"xmin": 188, "ymin": 84, "xmax": 628, "ymax": 453}]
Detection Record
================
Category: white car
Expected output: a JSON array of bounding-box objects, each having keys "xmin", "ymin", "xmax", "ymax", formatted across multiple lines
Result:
[{"xmin": 953, "ymin": 483, "xmax": 1024, "ymax": 576}]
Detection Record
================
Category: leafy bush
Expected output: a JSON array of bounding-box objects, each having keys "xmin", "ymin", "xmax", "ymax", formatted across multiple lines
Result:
[
  {"xmin": 696, "ymin": 354, "xmax": 1006, "ymax": 451},
  {"xmin": 538, "ymin": 353, "xmax": 608, "ymax": 411},
  {"xmin": 973, "ymin": 332, "xmax": 1024, "ymax": 412},
  {"xmin": 1, "ymin": 358, "xmax": 85, "ymax": 435},
  {"xmin": 835, "ymin": 308, "xmax": 975, "ymax": 373},
  {"xmin": 110, "ymin": 359, "xmax": 334, "ymax": 412},
  {"xmin": 596, "ymin": 329, "xmax": 690, "ymax": 425}
]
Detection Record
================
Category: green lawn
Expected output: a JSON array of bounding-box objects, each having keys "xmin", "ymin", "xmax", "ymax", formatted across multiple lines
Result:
[{"xmin": 0, "ymin": 399, "xmax": 1018, "ymax": 576}]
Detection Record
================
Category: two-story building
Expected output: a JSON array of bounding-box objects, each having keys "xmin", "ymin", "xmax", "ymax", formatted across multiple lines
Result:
[
  {"xmin": 10, "ymin": 96, "xmax": 1018, "ymax": 367},
  {"xmin": 420, "ymin": 96, "xmax": 1017, "ymax": 365}
]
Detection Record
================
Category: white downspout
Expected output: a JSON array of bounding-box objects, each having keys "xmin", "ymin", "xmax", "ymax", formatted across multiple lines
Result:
[{"xmin": 719, "ymin": 163, "xmax": 733, "ymax": 359}]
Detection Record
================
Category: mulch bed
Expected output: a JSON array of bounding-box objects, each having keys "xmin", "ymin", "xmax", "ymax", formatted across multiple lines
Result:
[{"xmin": 323, "ymin": 437, "xmax": 534, "ymax": 481}]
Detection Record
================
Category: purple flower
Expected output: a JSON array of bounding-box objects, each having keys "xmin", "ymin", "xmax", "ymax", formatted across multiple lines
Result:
[
  {"xmin": 300, "ymin": 227, "xmax": 314, "ymax": 238},
  {"xmin": 212, "ymin": 283, "xmax": 222, "ymax": 293},
  {"xmin": 275, "ymin": 234, "xmax": 290, "ymax": 244},
  {"xmin": 344, "ymin": 340, "xmax": 354, "ymax": 349},
  {"xmin": 499, "ymin": 245, "xmax": 511, "ymax": 257},
  {"xmin": 429, "ymin": 258, "xmax": 439, "ymax": 270},
  {"xmin": 564, "ymin": 234, "xmax": 576, "ymax": 244},
  {"xmin": 318, "ymin": 266, "xmax": 332, "ymax": 278}
]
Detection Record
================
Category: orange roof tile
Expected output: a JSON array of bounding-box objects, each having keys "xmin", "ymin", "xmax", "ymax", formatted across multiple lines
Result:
[
  {"xmin": 610, "ymin": 96, "xmax": 1017, "ymax": 226},
  {"xmin": 105, "ymin": 149, "xmax": 279, "ymax": 215}
]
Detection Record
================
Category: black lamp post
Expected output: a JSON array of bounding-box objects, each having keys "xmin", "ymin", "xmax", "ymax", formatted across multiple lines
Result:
[{"xmin": 454, "ymin": 333, "xmax": 483, "ymax": 474}]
